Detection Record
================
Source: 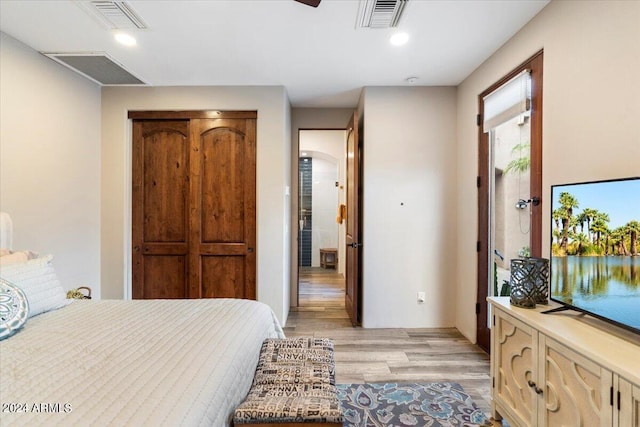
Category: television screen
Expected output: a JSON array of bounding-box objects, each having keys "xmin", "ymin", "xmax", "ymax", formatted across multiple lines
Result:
[{"xmin": 550, "ymin": 177, "xmax": 640, "ymax": 333}]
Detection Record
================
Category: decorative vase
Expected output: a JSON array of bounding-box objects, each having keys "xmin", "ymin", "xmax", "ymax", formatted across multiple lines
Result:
[
  {"xmin": 532, "ymin": 257, "xmax": 550, "ymax": 304},
  {"xmin": 510, "ymin": 257, "xmax": 549, "ymax": 308}
]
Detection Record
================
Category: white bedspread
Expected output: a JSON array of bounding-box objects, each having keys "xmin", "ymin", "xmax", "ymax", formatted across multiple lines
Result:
[{"xmin": 0, "ymin": 298, "xmax": 284, "ymax": 426}]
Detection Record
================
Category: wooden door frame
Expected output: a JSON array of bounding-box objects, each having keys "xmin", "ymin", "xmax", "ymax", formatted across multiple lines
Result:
[
  {"xmin": 476, "ymin": 50, "xmax": 544, "ymax": 352},
  {"xmin": 293, "ymin": 128, "xmax": 348, "ymax": 307}
]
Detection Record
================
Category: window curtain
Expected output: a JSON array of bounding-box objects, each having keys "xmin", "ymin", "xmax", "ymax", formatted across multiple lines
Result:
[{"xmin": 483, "ymin": 70, "xmax": 531, "ymax": 133}]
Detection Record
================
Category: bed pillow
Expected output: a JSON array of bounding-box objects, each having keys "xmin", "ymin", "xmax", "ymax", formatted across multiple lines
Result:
[
  {"xmin": 0, "ymin": 278, "xmax": 30, "ymax": 340},
  {"xmin": 0, "ymin": 249, "xmax": 12, "ymax": 257},
  {"xmin": 0, "ymin": 250, "xmax": 39, "ymax": 266},
  {"xmin": 0, "ymin": 255, "xmax": 69, "ymax": 318}
]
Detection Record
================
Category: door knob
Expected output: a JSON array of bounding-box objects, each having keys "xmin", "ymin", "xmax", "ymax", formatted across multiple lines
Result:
[{"xmin": 348, "ymin": 242, "xmax": 361, "ymax": 248}]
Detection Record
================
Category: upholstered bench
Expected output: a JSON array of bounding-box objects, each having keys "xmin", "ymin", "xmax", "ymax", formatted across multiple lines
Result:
[{"xmin": 234, "ymin": 338, "xmax": 343, "ymax": 426}]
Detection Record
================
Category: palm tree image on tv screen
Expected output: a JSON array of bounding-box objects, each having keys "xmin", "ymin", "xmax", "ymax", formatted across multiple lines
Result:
[{"xmin": 550, "ymin": 178, "xmax": 640, "ymax": 331}]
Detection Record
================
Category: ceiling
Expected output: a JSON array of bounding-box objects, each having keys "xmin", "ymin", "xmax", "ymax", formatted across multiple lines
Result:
[{"xmin": 0, "ymin": 0, "xmax": 549, "ymax": 107}]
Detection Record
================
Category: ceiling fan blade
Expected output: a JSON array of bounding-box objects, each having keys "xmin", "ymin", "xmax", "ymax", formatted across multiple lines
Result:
[{"xmin": 294, "ymin": 0, "xmax": 321, "ymax": 7}]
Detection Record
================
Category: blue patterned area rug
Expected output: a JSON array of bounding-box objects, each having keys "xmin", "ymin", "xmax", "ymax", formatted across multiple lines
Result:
[{"xmin": 336, "ymin": 382, "xmax": 492, "ymax": 427}]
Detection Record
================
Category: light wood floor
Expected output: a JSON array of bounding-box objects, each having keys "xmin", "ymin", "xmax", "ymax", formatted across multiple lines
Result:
[{"xmin": 286, "ymin": 268, "xmax": 503, "ymax": 426}]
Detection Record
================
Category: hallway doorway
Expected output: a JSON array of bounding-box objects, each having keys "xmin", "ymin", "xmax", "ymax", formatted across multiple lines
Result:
[{"xmin": 297, "ymin": 130, "xmax": 347, "ymax": 309}]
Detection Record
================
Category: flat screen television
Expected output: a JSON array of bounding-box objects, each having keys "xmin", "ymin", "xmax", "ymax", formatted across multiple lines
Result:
[{"xmin": 549, "ymin": 177, "xmax": 640, "ymax": 334}]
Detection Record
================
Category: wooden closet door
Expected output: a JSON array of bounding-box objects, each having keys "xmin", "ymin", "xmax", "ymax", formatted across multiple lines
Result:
[
  {"xmin": 132, "ymin": 112, "xmax": 257, "ymax": 300},
  {"xmin": 189, "ymin": 118, "xmax": 256, "ymax": 299},
  {"xmin": 132, "ymin": 120, "xmax": 190, "ymax": 298}
]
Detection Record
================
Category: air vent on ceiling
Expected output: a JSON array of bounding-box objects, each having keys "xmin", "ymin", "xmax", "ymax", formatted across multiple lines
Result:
[
  {"xmin": 44, "ymin": 52, "xmax": 146, "ymax": 86},
  {"xmin": 357, "ymin": 0, "xmax": 408, "ymax": 29},
  {"xmin": 77, "ymin": 1, "xmax": 147, "ymax": 30}
]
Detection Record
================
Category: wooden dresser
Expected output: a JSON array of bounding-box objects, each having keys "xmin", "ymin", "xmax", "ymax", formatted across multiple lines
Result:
[{"xmin": 488, "ymin": 297, "xmax": 640, "ymax": 427}]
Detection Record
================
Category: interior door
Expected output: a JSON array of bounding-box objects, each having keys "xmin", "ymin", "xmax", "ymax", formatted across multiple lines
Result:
[
  {"xmin": 189, "ymin": 118, "xmax": 256, "ymax": 299},
  {"xmin": 345, "ymin": 111, "xmax": 361, "ymax": 325},
  {"xmin": 477, "ymin": 51, "xmax": 543, "ymax": 352},
  {"xmin": 132, "ymin": 120, "xmax": 190, "ymax": 298},
  {"xmin": 131, "ymin": 111, "xmax": 256, "ymax": 300}
]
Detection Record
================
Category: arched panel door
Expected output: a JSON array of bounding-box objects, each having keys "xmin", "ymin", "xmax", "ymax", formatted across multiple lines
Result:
[
  {"xmin": 131, "ymin": 112, "xmax": 256, "ymax": 300},
  {"xmin": 190, "ymin": 118, "xmax": 256, "ymax": 300},
  {"xmin": 132, "ymin": 120, "xmax": 190, "ymax": 299}
]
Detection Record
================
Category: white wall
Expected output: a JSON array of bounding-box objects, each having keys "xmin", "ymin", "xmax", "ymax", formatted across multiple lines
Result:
[
  {"xmin": 282, "ymin": 97, "xmax": 291, "ymax": 321},
  {"xmin": 101, "ymin": 86, "xmax": 291, "ymax": 325},
  {"xmin": 290, "ymin": 108, "xmax": 353, "ymax": 306},
  {"xmin": 300, "ymin": 130, "xmax": 347, "ymax": 274},
  {"xmin": 310, "ymin": 157, "xmax": 338, "ymax": 266},
  {"xmin": 362, "ymin": 86, "xmax": 458, "ymax": 328},
  {"xmin": 0, "ymin": 32, "xmax": 101, "ymax": 293},
  {"xmin": 455, "ymin": 0, "xmax": 640, "ymax": 342}
]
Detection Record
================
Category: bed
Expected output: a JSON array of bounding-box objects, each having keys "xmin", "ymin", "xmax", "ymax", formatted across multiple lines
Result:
[{"xmin": 0, "ymin": 213, "xmax": 284, "ymax": 426}]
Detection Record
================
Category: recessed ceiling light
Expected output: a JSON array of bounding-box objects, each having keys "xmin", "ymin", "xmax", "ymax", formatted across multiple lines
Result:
[
  {"xmin": 406, "ymin": 76, "xmax": 419, "ymax": 84},
  {"xmin": 114, "ymin": 32, "xmax": 137, "ymax": 47},
  {"xmin": 390, "ymin": 32, "xmax": 409, "ymax": 46}
]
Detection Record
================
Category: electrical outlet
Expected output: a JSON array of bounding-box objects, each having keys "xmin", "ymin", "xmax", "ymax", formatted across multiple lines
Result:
[{"xmin": 417, "ymin": 292, "xmax": 426, "ymax": 303}]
